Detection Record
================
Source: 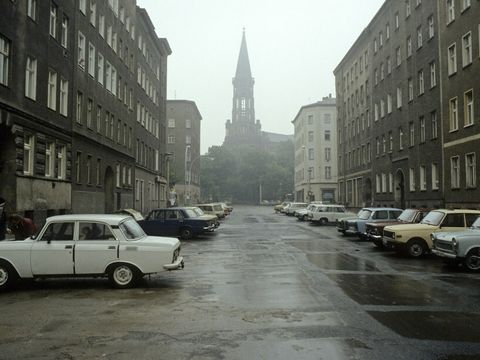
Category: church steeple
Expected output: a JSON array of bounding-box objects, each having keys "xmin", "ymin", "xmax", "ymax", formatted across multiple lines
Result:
[
  {"xmin": 235, "ymin": 28, "xmax": 252, "ymax": 79},
  {"xmin": 224, "ymin": 29, "xmax": 262, "ymax": 148}
]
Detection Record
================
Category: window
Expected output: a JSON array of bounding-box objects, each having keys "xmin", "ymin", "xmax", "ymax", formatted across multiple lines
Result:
[
  {"xmin": 418, "ymin": 70, "xmax": 424, "ymax": 95},
  {"xmin": 407, "ymin": 36, "xmax": 412, "ymax": 57},
  {"xmin": 417, "ymin": 26, "xmax": 423, "ymax": 48},
  {"xmin": 376, "ymin": 174, "xmax": 381, "ymax": 193},
  {"xmin": 409, "ymin": 121, "xmax": 415, "ymax": 147},
  {"xmin": 449, "ymin": 97, "xmax": 458, "ymax": 131},
  {"xmin": 96, "ymin": 105, "xmax": 101, "ymax": 133},
  {"xmin": 374, "ymin": 103, "xmax": 379, "ymax": 121},
  {"xmin": 86, "ymin": 155, "xmax": 92, "ymax": 184},
  {"xmin": 186, "ymin": 119, "xmax": 192, "ymax": 128},
  {"xmin": 116, "ymin": 164, "xmax": 121, "ymax": 187},
  {"xmin": 462, "ymin": 32, "xmax": 472, "ymax": 67},
  {"xmin": 324, "ymin": 130, "xmax": 331, "ymax": 141},
  {"xmin": 168, "ymin": 118, "xmax": 175, "ymax": 128},
  {"xmin": 386, "ymin": 23, "xmax": 390, "ymax": 40},
  {"xmin": 105, "ymin": 61, "xmax": 111, "ymax": 92},
  {"xmin": 405, "ymin": 0, "xmax": 411, "ymax": 17},
  {"xmin": 41, "ymin": 222, "xmax": 74, "ymax": 242},
  {"xmin": 409, "ymin": 168, "xmax": 415, "ymax": 191},
  {"xmin": 78, "ymin": 32, "xmax": 86, "ymax": 70},
  {"xmin": 432, "ymin": 163, "xmax": 439, "ymax": 190},
  {"xmin": 89, "ymin": 0, "xmax": 96, "ymax": 26},
  {"xmin": 99, "ymin": 15, "xmax": 105, "ymax": 37},
  {"xmin": 27, "ymin": 0, "xmax": 37, "ymax": 20},
  {"xmin": 428, "ymin": 15, "xmax": 434, "ymax": 39},
  {"xmin": 430, "ymin": 61, "xmax": 436, "ymax": 88},
  {"xmin": 462, "ymin": 0, "xmax": 471, "ymax": 11},
  {"xmin": 168, "ymin": 135, "xmax": 175, "ymax": 144},
  {"xmin": 420, "ymin": 116, "xmax": 426, "ymax": 143},
  {"xmin": 59, "ymin": 78, "xmax": 68, "ymax": 116},
  {"xmin": 117, "ymin": 119, "xmax": 121, "ymax": 143},
  {"xmin": 44, "ymin": 142, "xmax": 55, "ymax": 178},
  {"xmin": 47, "ymin": 70, "xmax": 57, "ymax": 110},
  {"xmin": 325, "ymin": 148, "xmax": 331, "ymax": 161},
  {"xmin": 87, "ymin": 98, "xmax": 93, "ymax": 128},
  {"xmin": 308, "ymin": 131, "xmax": 314, "ymax": 142},
  {"xmin": 97, "ymin": 52, "xmax": 104, "ymax": 85},
  {"xmin": 382, "ymin": 174, "xmax": 387, "ymax": 193},
  {"xmin": 399, "ymin": 127, "xmax": 404, "ymax": 150},
  {"xmin": 79, "ymin": 222, "xmax": 113, "ymax": 241},
  {"xmin": 448, "ymin": 43, "xmax": 457, "ymax": 75},
  {"xmin": 420, "ymin": 166, "xmax": 426, "ymax": 191},
  {"xmin": 325, "ymin": 167, "xmax": 331, "ymax": 180},
  {"xmin": 431, "ymin": 111, "xmax": 438, "ymax": 139},
  {"xmin": 79, "ymin": 0, "xmax": 86, "ymax": 14},
  {"xmin": 0, "ymin": 35, "xmax": 10, "ymax": 86},
  {"xmin": 49, "ymin": 4, "xmax": 57, "ymax": 38},
  {"xmin": 24, "ymin": 134, "xmax": 35, "ymax": 175},
  {"xmin": 57, "ymin": 145, "xmax": 66, "ymax": 179},
  {"xmin": 395, "ymin": 12, "xmax": 399, "ymax": 29},
  {"xmin": 25, "ymin": 56, "xmax": 37, "ymax": 100},
  {"xmin": 451, "ymin": 156, "xmax": 460, "ymax": 188},
  {"xmin": 88, "ymin": 43, "xmax": 95, "ymax": 76},
  {"xmin": 61, "ymin": 16, "xmax": 68, "ymax": 48},
  {"xmin": 466, "ymin": 153, "xmax": 476, "ymax": 188},
  {"xmin": 447, "ymin": 0, "xmax": 455, "ymax": 23},
  {"xmin": 396, "ymin": 47, "xmax": 401, "ymax": 67},
  {"xmin": 464, "ymin": 90, "xmax": 474, "ymax": 127},
  {"xmin": 408, "ymin": 78, "xmax": 413, "ymax": 101},
  {"xmin": 396, "ymin": 87, "xmax": 403, "ymax": 108},
  {"xmin": 387, "ymin": 57, "xmax": 392, "ymax": 74},
  {"xmin": 76, "ymin": 91, "xmax": 83, "ymax": 124},
  {"xmin": 75, "ymin": 152, "xmax": 82, "ymax": 183}
]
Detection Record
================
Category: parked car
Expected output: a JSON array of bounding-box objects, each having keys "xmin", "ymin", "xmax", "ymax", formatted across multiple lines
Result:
[
  {"xmin": 308, "ymin": 204, "xmax": 355, "ymax": 225},
  {"xmin": 196, "ymin": 203, "xmax": 225, "ymax": 219},
  {"xmin": 188, "ymin": 207, "xmax": 220, "ymax": 228},
  {"xmin": 431, "ymin": 216, "xmax": 480, "ymax": 271},
  {"xmin": 284, "ymin": 202, "xmax": 308, "ymax": 216},
  {"xmin": 280, "ymin": 202, "xmax": 292, "ymax": 214},
  {"xmin": 0, "ymin": 214, "xmax": 184, "ymax": 290},
  {"xmin": 138, "ymin": 208, "xmax": 217, "ymax": 240},
  {"xmin": 365, "ymin": 208, "xmax": 428, "ymax": 248},
  {"xmin": 295, "ymin": 204, "xmax": 319, "ymax": 221},
  {"xmin": 383, "ymin": 209, "xmax": 480, "ymax": 258},
  {"xmin": 274, "ymin": 202, "xmax": 289, "ymax": 213},
  {"xmin": 337, "ymin": 207, "xmax": 403, "ymax": 239}
]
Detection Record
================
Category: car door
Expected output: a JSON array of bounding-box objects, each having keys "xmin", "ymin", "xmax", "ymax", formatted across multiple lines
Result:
[
  {"xmin": 164, "ymin": 209, "xmax": 182, "ymax": 236},
  {"xmin": 30, "ymin": 221, "xmax": 75, "ymax": 275},
  {"xmin": 436, "ymin": 213, "xmax": 466, "ymax": 234},
  {"xmin": 142, "ymin": 210, "xmax": 166, "ymax": 236},
  {"xmin": 74, "ymin": 222, "xmax": 119, "ymax": 274}
]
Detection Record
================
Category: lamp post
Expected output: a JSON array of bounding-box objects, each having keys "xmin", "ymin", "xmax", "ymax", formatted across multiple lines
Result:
[
  {"xmin": 187, "ymin": 154, "xmax": 203, "ymax": 206},
  {"xmin": 184, "ymin": 145, "xmax": 191, "ymax": 205},
  {"xmin": 164, "ymin": 152, "xmax": 173, "ymax": 207}
]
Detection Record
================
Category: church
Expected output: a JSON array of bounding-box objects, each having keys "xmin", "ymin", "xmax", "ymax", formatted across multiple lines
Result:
[{"xmin": 224, "ymin": 30, "xmax": 292, "ymax": 149}]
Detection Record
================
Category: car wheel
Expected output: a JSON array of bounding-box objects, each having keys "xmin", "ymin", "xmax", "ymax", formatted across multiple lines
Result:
[
  {"xmin": 464, "ymin": 249, "xmax": 480, "ymax": 272},
  {"xmin": 0, "ymin": 261, "xmax": 17, "ymax": 291},
  {"xmin": 319, "ymin": 218, "xmax": 327, "ymax": 226},
  {"xmin": 180, "ymin": 228, "xmax": 193, "ymax": 240},
  {"xmin": 302, "ymin": 215, "xmax": 308, "ymax": 221},
  {"xmin": 406, "ymin": 239, "xmax": 426, "ymax": 258},
  {"xmin": 109, "ymin": 264, "xmax": 137, "ymax": 289},
  {"xmin": 373, "ymin": 239, "xmax": 384, "ymax": 248}
]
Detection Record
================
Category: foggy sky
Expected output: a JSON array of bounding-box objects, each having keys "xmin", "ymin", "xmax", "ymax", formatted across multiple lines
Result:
[{"xmin": 137, "ymin": 0, "xmax": 385, "ymax": 154}]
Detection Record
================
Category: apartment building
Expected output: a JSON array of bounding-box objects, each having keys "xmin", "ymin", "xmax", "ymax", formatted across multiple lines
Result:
[
  {"xmin": 292, "ymin": 96, "xmax": 338, "ymax": 203},
  {"xmin": 439, "ymin": 0, "xmax": 480, "ymax": 208},
  {"xmin": 335, "ymin": 0, "xmax": 446, "ymax": 209},
  {"xmin": 166, "ymin": 100, "xmax": 202, "ymax": 206},
  {"xmin": 0, "ymin": 0, "xmax": 76, "ymax": 223}
]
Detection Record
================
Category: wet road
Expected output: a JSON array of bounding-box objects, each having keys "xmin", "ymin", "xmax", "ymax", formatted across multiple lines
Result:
[{"xmin": 1, "ymin": 205, "xmax": 480, "ymax": 359}]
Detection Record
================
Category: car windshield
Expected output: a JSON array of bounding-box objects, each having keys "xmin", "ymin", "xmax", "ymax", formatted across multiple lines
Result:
[
  {"xmin": 471, "ymin": 217, "xmax": 480, "ymax": 229},
  {"xmin": 119, "ymin": 219, "xmax": 146, "ymax": 240},
  {"xmin": 192, "ymin": 207, "xmax": 204, "ymax": 216},
  {"xmin": 185, "ymin": 209, "xmax": 198, "ymax": 218},
  {"xmin": 358, "ymin": 209, "xmax": 372, "ymax": 220},
  {"xmin": 421, "ymin": 211, "xmax": 444, "ymax": 226},
  {"xmin": 213, "ymin": 205, "xmax": 223, "ymax": 211},
  {"xmin": 398, "ymin": 209, "xmax": 417, "ymax": 222}
]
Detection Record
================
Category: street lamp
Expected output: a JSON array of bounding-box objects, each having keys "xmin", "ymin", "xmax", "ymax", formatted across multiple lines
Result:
[
  {"xmin": 184, "ymin": 145, "xmax": 191, "ymax": 205},
  {"xmin": 164, "ymin": 152, "xmax": 173, "ymax": 207}
]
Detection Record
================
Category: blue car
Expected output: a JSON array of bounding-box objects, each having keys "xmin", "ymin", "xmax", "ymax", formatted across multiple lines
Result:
[
  {"xmin": 138, "ymin": 207, "xmax": 217, "ymax": 240},
  {"xmin": 336, "ymin": 207, "xmax": 403, "ymax": 240}
]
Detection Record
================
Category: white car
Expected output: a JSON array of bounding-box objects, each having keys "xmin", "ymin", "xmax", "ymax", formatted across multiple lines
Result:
[
  {"xmin": 0, "ymin": 214, "xmax": 184, "ymax": 290},
  {"xmin": 308, "ymin": 204, "xmax": 355, "ymax": 225}
]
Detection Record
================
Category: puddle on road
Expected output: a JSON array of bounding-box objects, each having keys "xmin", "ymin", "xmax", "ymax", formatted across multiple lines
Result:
[
  {"xmin": 369, "ymin": 311, "xmax": 480, "ymax": 342},
  {"xmin": 328, "ymin": 274, "xmax": 460, "ymax": 306},
  {"xmin": 306, "ymin": 253, "xmax": 379, "ymax": 272},
  {"xmin": 289, "ymin": 240, "xmax": 337, "ymax": 252}
]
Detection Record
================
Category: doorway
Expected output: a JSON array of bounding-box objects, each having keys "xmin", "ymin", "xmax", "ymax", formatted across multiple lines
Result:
[{"xmin": 394, "ymin": 169, "xmax": 406, "ymax": 209}]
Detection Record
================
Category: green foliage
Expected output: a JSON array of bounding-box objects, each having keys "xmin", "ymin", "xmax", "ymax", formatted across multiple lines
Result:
[{"xmin": 200, "ymin": 142, "xmax": 294, "ymax": 203}]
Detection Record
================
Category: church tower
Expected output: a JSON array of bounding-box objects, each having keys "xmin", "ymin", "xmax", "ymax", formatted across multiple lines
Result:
[{"xmin": 224, "ymin": 30, "xmax": 262, "ymax": 147}]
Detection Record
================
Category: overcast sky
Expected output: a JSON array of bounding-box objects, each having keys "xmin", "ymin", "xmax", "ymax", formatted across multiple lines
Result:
[{"xmin": 137, "ymin": 0, "xmax": 385, "ymax": 154}]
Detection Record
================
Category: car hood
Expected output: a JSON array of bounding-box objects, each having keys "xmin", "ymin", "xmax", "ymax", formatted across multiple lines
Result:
[
  {"xmin": 366, "ymin": 220, "xmax": 399, "ymax": 228},
  {"xmin": 338, "ymin": 216, "xmax": 359, "ymax": 222},
  {"xmin": 197, "ymin": 215, "xmax": 217, "ymax": 221},
  {"xmin": 385, "ymin": 223, "xmax": 436, "ymax": 232}
]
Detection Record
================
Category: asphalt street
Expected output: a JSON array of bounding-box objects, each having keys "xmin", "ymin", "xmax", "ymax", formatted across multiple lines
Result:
[{"xmin": 1, "ymin": 205, "xmax": 480, "ymax": 360}]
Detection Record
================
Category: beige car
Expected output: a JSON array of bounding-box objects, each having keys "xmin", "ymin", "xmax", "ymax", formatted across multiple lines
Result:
[
  {"xmin": 196, "ymin": 203, "xmax": 225, "ymax": 219},
  {"xmin": 383, "ymin": 209, "xmax": 480, "ymax": 258}
]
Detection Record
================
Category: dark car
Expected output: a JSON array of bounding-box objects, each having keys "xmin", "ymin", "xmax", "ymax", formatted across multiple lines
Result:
[
  {"xmin": 138, "ymin": 208, "xmax": 216, "ymax": 240},
  {"xmin": 365, "ymin": 208, "xmax": 428, "ymax": 248}
]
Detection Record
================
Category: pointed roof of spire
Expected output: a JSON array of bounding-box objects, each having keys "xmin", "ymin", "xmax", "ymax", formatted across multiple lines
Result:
[{"xmin": 235, "ymin": 28, "xmax": 252, "ymax": 79}]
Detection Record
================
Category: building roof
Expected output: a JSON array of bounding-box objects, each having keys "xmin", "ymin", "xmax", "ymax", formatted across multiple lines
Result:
[
  {"xmin": 291, "ymin": 96, "xmax": 337, "ymax": 124},
  {"xmin": 262, "ymin": 131, "xmax": 293, "ymax": 143},
  {"xmin": 166, "ymin": 100, "xmax": 203, "ymax": 120}
]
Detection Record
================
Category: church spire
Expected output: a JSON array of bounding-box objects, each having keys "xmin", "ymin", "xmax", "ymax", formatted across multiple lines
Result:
[{"xmin": 235, "ymin": 28, "xmax": 252, "ymax": 79}]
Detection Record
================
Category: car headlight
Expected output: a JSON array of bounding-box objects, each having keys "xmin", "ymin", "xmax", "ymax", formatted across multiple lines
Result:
[
  {"xmin": 430, "ymin": 233, "xmax": 435, "ymax": 243},
  {"xmin": 452, "ymin": 237, "xmax": 458, "ymax": 253}
]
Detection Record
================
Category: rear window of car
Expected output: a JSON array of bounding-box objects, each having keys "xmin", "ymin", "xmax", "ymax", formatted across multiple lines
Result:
[{"xmin": 373, "ymin": 211, "xmax": 388, "ymax": 220}]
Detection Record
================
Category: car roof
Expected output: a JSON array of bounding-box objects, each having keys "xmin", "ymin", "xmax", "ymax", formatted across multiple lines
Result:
[
  {"xmin": 430, "ymin": 209, "xmax": 480, "ymax": 214},
  {"xmin": 46, "ymin": 214, "xmax": 131, "ymax": 225},
  {"xmin": 361, "ymin": 207, "xmax": 403, "ymax": 211}
]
